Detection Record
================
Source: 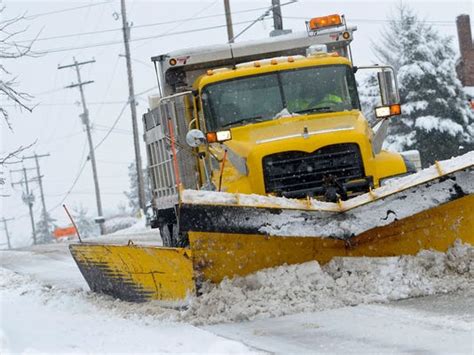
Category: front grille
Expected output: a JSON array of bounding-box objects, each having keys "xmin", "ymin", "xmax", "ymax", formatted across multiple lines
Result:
[{"xmin": 263, "ymin": 143, "xmax": 365, "ymax": 198}]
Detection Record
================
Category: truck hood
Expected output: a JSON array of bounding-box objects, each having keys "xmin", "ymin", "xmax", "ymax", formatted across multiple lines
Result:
[{"xmin": 224, "ymin": 110, "xmax": 370, "ymax": 158}]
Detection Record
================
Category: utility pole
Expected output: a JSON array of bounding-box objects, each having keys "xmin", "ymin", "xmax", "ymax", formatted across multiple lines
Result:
[
  {"xmin": 21, "ymin": 153, "xmax": 51, "ymax": 241},
  {"xmin": 269, "ymin": 0, "xmax": 292, "ymax": 37},
  {"xmin": 11, "ymin": 167, "xmax": 37, "ymax": 244},
  {"xmin": 120, "ymin": 0, "xmax": 146, "ymax": 212},
  {"xmin": 271, "ymin": 0, "xmax": 283, "ymax": 31},
  {"xmin": 58, "ymin": 58, "xmax": 105, "ymax": 234},
  {"xmin": 224, "ymin": 0, "xmax": 235, "ymax": 43},
  {"xmin": 1, "ymin": 217, "xmax": 14, "ymax": 249}
]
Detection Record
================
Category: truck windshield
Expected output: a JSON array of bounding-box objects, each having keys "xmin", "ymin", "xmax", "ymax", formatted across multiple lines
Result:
[{"xmin": 201, "ymin": 64, "xmax": 359, "ymax": 130}]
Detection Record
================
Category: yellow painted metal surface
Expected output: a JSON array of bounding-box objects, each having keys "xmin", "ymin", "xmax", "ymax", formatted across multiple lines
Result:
[
  {"xmin": 70, "ymin": 194, "xmax": 472, "ymax": 302},
  {"xmin": 69, "ymin": 244, "xmax": 195, "ymax": 302},
  {"xmin": 189, "ymin": 194, "xmax": 474, "ymax": 283},
  {"xmin": 203, "ymin": 110, "xmax": 406, "ymax": 195}
]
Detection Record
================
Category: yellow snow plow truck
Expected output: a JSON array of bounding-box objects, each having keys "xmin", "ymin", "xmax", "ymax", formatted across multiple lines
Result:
[{"xmin": 70, "ymin": 14, "xmax": 473, "ymax": 303}]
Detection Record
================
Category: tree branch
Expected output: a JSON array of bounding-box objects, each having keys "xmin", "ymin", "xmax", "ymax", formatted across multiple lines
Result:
[
  {"xmin": 0, "ymin": 6, "xmax": 38, "ymax": 129},
  {"xmin": 0, "ymin": 141, "xmax": 36, "ymax": 166}
]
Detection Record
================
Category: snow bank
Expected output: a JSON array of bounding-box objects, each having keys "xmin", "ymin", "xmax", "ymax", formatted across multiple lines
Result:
[
  {"xmin": 109, "ymin": 214, "xmax": 149, "ymax": 236},
  {"xmin": 181, "ymin": 240, "xmax": 473, "ymax": 324},
  {"xmin": 0, "ymin": 269, "xmax": 251, "ymax": 353},
  {"xmin": 103, "ymin": 215, "xmax": 138, "ymax": 234}
]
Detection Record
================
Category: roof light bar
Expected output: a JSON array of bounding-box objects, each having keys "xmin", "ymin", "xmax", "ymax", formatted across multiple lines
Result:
[{"xmin": 308, "ymin": 14, "xmax": 342, "ymax": 31}]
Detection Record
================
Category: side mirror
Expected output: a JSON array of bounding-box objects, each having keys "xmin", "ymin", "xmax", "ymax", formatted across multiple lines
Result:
[
  {"xmin": 377, "ymin": 69, "xmax": 399, "ymax": 105},
  {"xmin": 186, "ymin": 129, "xmax": 206, "ymax": 147},
  {"xmin": 356, "ymin": 65, "xmax": 401, "ymax": 119}
]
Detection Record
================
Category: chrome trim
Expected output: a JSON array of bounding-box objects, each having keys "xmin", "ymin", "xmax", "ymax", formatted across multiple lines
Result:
[{"xmin": 256, "ymin": 126, "xmax": 354, "ymax": 145}]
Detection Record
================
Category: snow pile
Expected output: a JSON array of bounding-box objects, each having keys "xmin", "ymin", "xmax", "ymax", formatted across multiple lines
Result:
[
  {"xmin": 103, "ymin": 215, "xmax": 139, "ymax": 234},
  {"xmin": 181, "ymin": 240, "xmax": 473, "ymax": 324},
  {"xmin": 109, "ymin": 214, "xmax": 149, "ymax": 236}
]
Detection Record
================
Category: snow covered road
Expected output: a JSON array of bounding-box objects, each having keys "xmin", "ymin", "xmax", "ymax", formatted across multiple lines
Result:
[
  {"xmin": 206, "ymin": 293, "xmax": 473, "ymax": 354},
  {"xmin": 1, "ymin": 235, "xmax": 473, "ymax": 354},
  {"xmin": 0, "ymin": 271, "xmax": 253, "ymax": 354}
]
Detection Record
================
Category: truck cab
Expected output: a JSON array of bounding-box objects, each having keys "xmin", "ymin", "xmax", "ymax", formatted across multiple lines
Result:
[{"xmin": 195, "ymin": 54, "xmax": 407, "ymax": 200}]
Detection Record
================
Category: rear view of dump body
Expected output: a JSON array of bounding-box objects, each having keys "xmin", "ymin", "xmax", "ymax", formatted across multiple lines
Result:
[{"xmin": 70, "ymin": 153, "xmax": 474, "ymax": 302}]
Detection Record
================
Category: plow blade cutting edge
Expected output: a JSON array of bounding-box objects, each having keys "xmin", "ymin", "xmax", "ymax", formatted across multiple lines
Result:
[{"xmin": 70, "ymin": 154, "xmax": 474, "ymax": 302}]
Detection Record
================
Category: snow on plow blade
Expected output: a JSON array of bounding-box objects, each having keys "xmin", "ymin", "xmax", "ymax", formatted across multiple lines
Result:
[
  {"xmin": 69, "ymin": 244, "xmax": 195, "ymax": 303},
  {"xmin": 181, "ymin": 154, "xmax": 474, "ymax": 283},
  {"xmin": 69, "ymin": 153, "xmax": 473, "ymax": 302}
]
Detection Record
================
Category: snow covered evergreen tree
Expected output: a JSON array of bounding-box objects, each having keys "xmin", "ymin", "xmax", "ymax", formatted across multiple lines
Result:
[
  {"xmin": 363, "ymin": 5, "xmax": 474, "ymax": 166},
  {"xmin": 72, "ymin": 205, "xmax": 98, "ymax": 239},
  {"xmin": 124, "ymin": 162, "xmax": 152, "ymax": 213},
  {"xmin": 35, "ymin": 211, "xmax": 55, "ymax": 244}
]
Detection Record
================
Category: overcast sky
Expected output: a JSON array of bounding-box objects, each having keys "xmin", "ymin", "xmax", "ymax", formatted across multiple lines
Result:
[{"xmin": 1, "ymin": 0, "xmax": 472, "ymax": 247}]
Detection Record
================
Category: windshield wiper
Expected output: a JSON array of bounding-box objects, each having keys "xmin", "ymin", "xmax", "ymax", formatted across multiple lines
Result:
[
  {"xmin": 221, "ymin": 116, "xmax": 263, "ymax": 128},
  {"xmin": 293, "ymin": 106, "xmax": 334, "ymax": 115}
]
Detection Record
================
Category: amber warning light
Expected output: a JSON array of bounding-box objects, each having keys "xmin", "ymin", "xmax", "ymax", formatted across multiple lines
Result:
[{"xmin": 309, "ymin": 14, "xmax": 342, "ymax": 31}]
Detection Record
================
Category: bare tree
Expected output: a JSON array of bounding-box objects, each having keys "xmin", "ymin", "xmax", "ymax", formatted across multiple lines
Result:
[{"xmin": 0, "ymin": 5, "xmax": 38, "ymax": 165}]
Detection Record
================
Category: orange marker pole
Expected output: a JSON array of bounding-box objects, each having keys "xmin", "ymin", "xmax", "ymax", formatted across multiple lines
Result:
[{"xmin": 63, "ymin": 204, "xmax": 82, "ymax": 243}]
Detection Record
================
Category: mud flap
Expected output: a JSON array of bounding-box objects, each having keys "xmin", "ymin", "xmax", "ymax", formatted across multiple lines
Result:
[{"xmin": 69, "ymin": 244, "xmax": 195, "ymax": 303}]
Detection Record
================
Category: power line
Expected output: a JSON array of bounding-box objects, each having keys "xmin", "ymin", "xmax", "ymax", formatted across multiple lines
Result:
[
  {"xmin": 133, "ymin": 0, "xmax": 221, "ymax": 51},
  {"xmin": 92, "ymin": 85, "xmax": 158, "ymax": 150},
  {"xmin": 47, "ymin": 159, "xmax": 88, "ymax": 214},
  {"xmin": 45, "ymin": 86, "xmax": 157, "ymax": 213},
  {"xmin": 94, "ymin": 127, "xmax": 132, "ymax": 135},
  {"xmin": 91, "ymin": 55, "xmax": 121, "ymax": 121},
  {"xmin": 34, "ymin": 19, "xmax": 273, "ymax": 54},
  {"xmin": 46, "ymin": 137, "xmax": 89, "ymax": 215},
  {"xmin": 93, "ymin": 102, "xmax": 129, "ymax": 150},
  {"xmin": 17, "ymin": 5, "xmax": 273, "ymax": 43},
  {"xmin": 2, "ymin": 86, "xmax": 157, "ymax": 106},
  {"xmin": 1, "ymin": 101, "xmax": 127, "ymax": 107},
  {"xmin": 24, "ymin": 1, "xmax": 113, "ymax": 20}
]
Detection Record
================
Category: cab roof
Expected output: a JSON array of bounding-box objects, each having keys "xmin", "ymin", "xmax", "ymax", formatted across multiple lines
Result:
[{"xmin": 196, "ymin": 54, "xmax": 352, "ymax": 88}]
